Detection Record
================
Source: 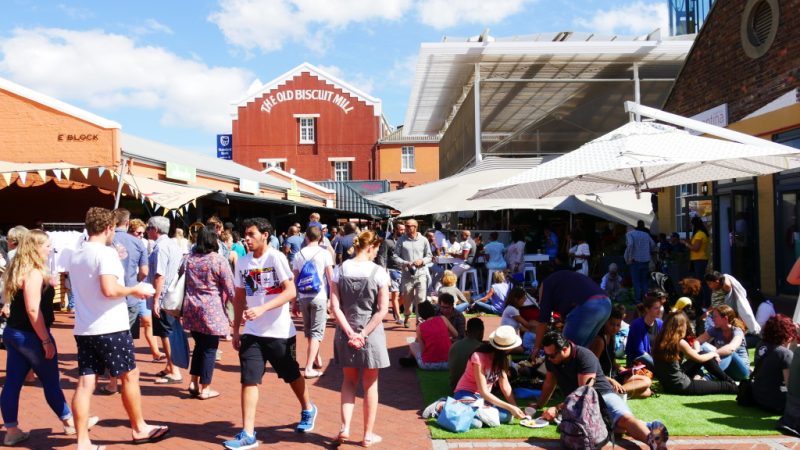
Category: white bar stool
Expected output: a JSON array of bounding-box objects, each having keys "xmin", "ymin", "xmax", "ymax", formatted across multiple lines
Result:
[
  {"xmin": 523, "ymin": 264, "xmax": 537, "ymax": 287},
  {"xmin": 459, "ymin": 268, "xmax": 480, "ymax": 294},
  {"xmin": 486, "ymin": 269, "xmax": 501, "ymax": 292}
]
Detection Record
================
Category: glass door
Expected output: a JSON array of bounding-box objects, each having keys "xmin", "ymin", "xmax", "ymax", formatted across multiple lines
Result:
[
  {"xmin": 730, "ymin": 191, "xmax": 758, "ymax": 291},
  {"xmin": 779, "ymin": 192, "xmax": 800, "ymax": 295}
]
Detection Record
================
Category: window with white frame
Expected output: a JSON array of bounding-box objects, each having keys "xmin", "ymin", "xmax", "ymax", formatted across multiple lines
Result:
[
  {"xmin": 334, "ymin": 161, "xmax": 350, "ymax": 181},
  {"xmin": 674, "ymin": 183, "xmax": 698, "ymax": 233},
  {"xmin": 299, "ymin": 117, "xmax": 315, "ymax": 143},
  {"xmin": 401, "ymin": 146, "xmax": 416, "ymax": 171}
]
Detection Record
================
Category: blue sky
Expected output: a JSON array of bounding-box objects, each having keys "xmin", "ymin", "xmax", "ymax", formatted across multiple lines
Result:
[{"xmin": 0, "ymin": 0, "xmax": 669, "ymax": 157}]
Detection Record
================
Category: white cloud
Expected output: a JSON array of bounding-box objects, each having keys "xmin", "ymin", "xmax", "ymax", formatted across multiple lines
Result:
[
  {"xmin": 131, "ymin": 19, "xmax": 174, "ymax": 35},
  {"xmin": 56, "ymin": 4, "xmax": 93, "ymax": 20},
  {"xmin": 318, "ymin": 64, "xmax": 375, "ymax": 94},
  {"xmin": 387, "ymin": 54, "xmax": 417, "ymax": 87},
  {"xmin": 575, "ymin": 1, "xmax": 668, "ymax": 35},
  {"xmin": 0, "ymin": 28, "xmax": 255, "ymax": 132},
  {"xmin": 208, "ymin": 0, "xmax": 412, "ymax": 54},
  {"xmin": 416, "ymin": 0, "xmax": 531, "ymax": 30}
]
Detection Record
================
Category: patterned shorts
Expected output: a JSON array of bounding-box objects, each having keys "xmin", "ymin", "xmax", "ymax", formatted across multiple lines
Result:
[{"xmin": 75, "ymin": 330, "xmax": 137, "ymax": 377}]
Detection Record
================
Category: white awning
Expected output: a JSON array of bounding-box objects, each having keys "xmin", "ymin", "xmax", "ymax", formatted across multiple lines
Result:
[
  {"xmin": 123, "ymin": 175, "xmax": 211, "ymax": 210},
  {"xmin": 367, "ymin": 157, "xmax": 652, "ymax": 225}
]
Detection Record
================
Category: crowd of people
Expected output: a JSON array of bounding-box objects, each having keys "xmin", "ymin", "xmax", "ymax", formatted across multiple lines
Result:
[{"xmin": 2, "ymin": 210, "xmax": 800, "ymax": 449}]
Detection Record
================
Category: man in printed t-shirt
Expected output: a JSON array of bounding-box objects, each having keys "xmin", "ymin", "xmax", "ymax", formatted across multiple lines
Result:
[{"xmin": 223, "ymin": 217, "xmax": 317, "ymax": 450}]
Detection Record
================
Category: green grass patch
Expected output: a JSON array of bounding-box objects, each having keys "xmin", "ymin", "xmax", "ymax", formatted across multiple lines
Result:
[{"xmin": 416, "ymin": 368, "xmax": 781, "ymax": 439}]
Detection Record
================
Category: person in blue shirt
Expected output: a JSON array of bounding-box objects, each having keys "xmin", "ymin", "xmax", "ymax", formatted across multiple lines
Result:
[
  {"xmin": 283, "ymin": 225, "xmax": 304, "ymax": 265},
  {"xmin": 543, "ymin": 226, "xmax": 558, "ymax": 260},
  {"xmin": 483, "ymin": 232, "xmax": 507, "ymax": 271},
  {"xmin": 625, "ymin": 290, "xmax": 665, "ymax": 369}
]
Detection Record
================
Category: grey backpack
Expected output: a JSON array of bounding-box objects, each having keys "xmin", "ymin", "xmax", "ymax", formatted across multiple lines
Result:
[{"xmin": 558, "ymin": 384, "xmax": 610, "ymax": 450}]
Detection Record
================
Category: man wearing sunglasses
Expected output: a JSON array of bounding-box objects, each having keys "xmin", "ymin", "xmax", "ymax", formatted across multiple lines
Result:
[{"xmin": 532, "ymin": 331, "xmax": 668, "ymax": 450}]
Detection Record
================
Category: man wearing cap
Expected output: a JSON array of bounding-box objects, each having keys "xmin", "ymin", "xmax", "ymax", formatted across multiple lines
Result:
[{"xmin": 534, "ymin": 331, "xmax": 668, "ymax": 450}]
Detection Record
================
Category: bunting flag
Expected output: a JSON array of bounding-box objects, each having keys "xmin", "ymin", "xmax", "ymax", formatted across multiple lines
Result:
[
  {"xmin": 17, "ymin": 171, "xmax": 27, "ymax": 185},
  {"xmin": 63, "ymin": 168, "xmax": 71, "ymax": 179},
  {"xmin": 140, "ymin": 196, "xmax": 145, "ymax": 204},
  {"xmin": 97, "ymin": 167, "xmax": 106, "ymax": 178},
  {"xmin": 1, "ymin": 173, "xmax": 11, "ymax": 186},
  {"xmin": 162, "ymin": 208, "xmax": 170, "ymax": 217},
  {"xmin": 109, "ymin": 171, "xmax": 116, "ymax": 181},
  {"xmin": 177, "ymin": 208, "xmax": 184, "ymax": 216},
  {"xmin": 191, "ymin": 199, "xmax": 197, "ymax": 208},
  {"xmin": 171, "ymin": 210, "xmax": 176, "ymax": 218},
  {"xmin": 53, "ymin": 169, "xmax": 62, "ymax": 181},
  {"xmin": 37, "ymin": 169, "xmax": 47, "ymax": 181},
  {"xmin": 148, "ymin": 198, "xmax": 155, "ymax": 209},
  {"xmin": 79, "ymin": 167, "xmax": 89, "ymax": 178}
]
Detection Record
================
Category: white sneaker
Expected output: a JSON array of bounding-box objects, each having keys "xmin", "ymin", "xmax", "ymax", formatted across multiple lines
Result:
[{"xmin": 422, "ymin": 400, "xmax": 442, "ymax": 419}]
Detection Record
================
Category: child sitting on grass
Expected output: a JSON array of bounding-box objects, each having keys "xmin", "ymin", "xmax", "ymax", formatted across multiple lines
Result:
[{"xmin": 400, "ymin": 301, "xmax": 457, "ymax": 369}]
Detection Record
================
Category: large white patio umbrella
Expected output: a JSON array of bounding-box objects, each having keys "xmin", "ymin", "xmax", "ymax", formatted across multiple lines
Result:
[{"xmin": 472, "ymin": 102, "xmax": 800, "ymax": 200}]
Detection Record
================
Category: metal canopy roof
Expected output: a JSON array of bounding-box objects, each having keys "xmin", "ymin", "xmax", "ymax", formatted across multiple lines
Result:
[{"xmin": 403, "ymin": 31, "xmax": 694, "ymax": 167}]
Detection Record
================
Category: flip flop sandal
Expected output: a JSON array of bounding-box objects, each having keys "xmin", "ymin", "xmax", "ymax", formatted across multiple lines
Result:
[
  {"xmin": 304, "ymin": 371, "xmax": 323, "ymax": 379},
  {"xmin": 65, "ymin": 416, "xmax": 100, "ymax": 435},
  {"xmin": 361, "ymin": 434, "xmax": 382, "ymax": 448},
  {"xmin": 333, "ymin": 430, "xmax": 350, "ymax": 447},
  {"xmin": 131, "ymin": 425, "xmax": 170, "ymax": 445},
  {"xmin": 197, "ymin": 390, "xmax": 220, "ymax": 400},
  {"xmin": 154, "ymin": 376, "xmax": 183, "ymax": 385}
]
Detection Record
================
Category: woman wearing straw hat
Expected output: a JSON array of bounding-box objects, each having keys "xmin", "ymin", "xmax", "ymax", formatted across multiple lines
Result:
[{"xmin": 451, "ymin": 325, "xmax": 527, "ymax": 425}]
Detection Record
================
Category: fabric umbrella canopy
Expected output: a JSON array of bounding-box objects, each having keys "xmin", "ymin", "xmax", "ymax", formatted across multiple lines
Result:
[{"xmin": 472, "ymin": 120, "xmax": 800, "ymax": 200}]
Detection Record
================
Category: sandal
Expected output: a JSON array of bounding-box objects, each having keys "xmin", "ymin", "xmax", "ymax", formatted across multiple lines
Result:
[
  {"xmin": 361, "ymin": 434, "xmax": 382, "ymax": 448},
  {"xmin": 197, "ymin": 390, "xmax": 220, "ymax": 400},
  {"xmin": 131, "ymin": 425, "xmax": 169, "ymax": 445},
  {"xmin": 65, "ymin": 416, "xmax": 100, "ymax": 435},
  {"xmin": 154, "ymin": 376, "xmax": 183, "ymax": 385},
  {"xmin": 334, "ymin": 429, "xmax": 349, "ymax": 447},
  {"xmin": 304, "ymin": 370, "xmax": 323, "ymax": 379}
]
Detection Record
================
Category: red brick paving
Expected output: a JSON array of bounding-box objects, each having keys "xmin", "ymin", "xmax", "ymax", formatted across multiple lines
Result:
[
  {"xmin": 2, "ymin": 311, "xmax": 432, "ymax": 449},
  {"xmin": 7, "ymin": 312, "xmax": 800, "ymax": 449}
]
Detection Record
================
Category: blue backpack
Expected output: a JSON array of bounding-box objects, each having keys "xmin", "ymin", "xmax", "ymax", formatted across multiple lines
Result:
[{"xmin": 296, "ymin": 250, "xmax": 322, "ymax": 295}]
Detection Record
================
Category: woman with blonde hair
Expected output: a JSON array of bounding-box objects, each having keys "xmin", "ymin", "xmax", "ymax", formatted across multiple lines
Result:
[
  {"xmin": 330, "ymin": 230, "xmax": 390, "ymax": 447},
  {"xmin": 697, "ymin": 304, "xmax": 751, "ymax": 381},
  {"xmin": 0, "ymin": 230, "xmax": 98, "ymax": 445},
  {"xmin": 437, "ymin": 270, "xmax": 469, "ymax": 312},
  {"xmin": 469, "ymin": 270, "xmax": 509, "ymax": 314}
]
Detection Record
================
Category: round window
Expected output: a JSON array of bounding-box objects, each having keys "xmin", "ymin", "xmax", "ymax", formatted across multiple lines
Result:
[{"xmin": 741, "ymin": 0, "xmax": 779, "ymax": 58}]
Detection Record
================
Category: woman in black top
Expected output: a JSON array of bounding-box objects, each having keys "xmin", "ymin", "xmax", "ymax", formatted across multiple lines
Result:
[
  {"xmin": 0, "ymin": 230, "xmax": 96, "ymax": 446},
  {"xmin": 651, "ymin": 312, "xmax": 737, "ymax": 395},
  {"xmin": 752, "ymin": 314, "xmax": 795, "ymax": 413}
]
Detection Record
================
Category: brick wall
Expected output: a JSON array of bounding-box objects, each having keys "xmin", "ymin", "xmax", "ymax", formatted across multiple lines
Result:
[{"xmin": 664, "ymin": 0, "xmax": 800, "ymax": 121}]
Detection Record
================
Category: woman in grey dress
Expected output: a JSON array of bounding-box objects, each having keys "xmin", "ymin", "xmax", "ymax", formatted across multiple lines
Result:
[{"xmin": 330, "ymin": 230, "xmax": 390, "ymax": 447}]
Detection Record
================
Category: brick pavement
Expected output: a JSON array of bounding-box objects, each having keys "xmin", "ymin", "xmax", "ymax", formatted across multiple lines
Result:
[
  {"xmin": 6, "ymin": 311, "xmax": 800, "ymax": 449},
  {"xmin": 2, "ymin": 311, "xmax": 432, "ymax": 449}
]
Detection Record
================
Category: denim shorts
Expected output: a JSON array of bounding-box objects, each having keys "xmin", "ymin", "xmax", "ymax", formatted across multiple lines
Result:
[
  {"xmin": 600, "ymin": 391, "xmax": 632, "ymax": 426},
  {"xmin": 138, "ymin": 299, "xmax": 152, "ymax": 318}
]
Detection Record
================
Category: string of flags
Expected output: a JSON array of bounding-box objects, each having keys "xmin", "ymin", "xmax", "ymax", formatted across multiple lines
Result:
[{"xmin": 0, "ymin": 165, "xmax": 197, "ymax": 215}]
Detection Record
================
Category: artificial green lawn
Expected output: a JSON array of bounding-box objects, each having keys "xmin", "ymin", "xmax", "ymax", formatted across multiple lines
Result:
[{"xmin": 417, "ymin": 348, "xmax": 782, "ymax": 439}]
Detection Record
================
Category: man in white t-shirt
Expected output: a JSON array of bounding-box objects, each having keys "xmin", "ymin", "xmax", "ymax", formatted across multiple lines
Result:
[
  {"xmin": 69, "ymin": 207, "xmax": 169, "ymax": 449},
  {"xmin": 224, "ymin": 217, "xmax": 317, "ymax": 450},
  {"xmin": 292, "ymin": 224, "xmax": 334, "ymax": 379}
]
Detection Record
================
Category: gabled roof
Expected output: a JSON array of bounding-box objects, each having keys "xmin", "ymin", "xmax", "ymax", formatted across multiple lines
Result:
[
  {"xmin": 233, "ymin": 62, "xmax": 382, "ymax": 117},
  {"xmin": 0, "ymin": 76, "xmax": 121, "ymax": 129}
]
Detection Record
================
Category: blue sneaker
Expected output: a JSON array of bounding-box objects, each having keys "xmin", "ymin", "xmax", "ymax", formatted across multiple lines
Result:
[
  {"xmin": 646, "ymin": 421, "xmax": 669, "ymax": 450},
  {"xmin": 296, "ymin": 403, "xmax": 317, "ymax": 433},
  {"xmin": 223, "ymin": 430, "xmax": 258, "ymax": 449}
]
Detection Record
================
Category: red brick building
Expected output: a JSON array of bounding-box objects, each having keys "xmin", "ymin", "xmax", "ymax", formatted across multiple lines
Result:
[{"xmin": 232, "ymin": 63, "xmax": 390, "ymax": 181}]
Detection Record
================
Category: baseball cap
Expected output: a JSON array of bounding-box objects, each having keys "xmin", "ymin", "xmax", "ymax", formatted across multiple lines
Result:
[{"xmin": 671, "ymin": 297, "xmax": 692, "ymax": 313}]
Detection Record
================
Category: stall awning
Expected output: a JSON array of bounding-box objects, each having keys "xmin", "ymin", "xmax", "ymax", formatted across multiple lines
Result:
[{"xmin": 124, "ymin": 175, "xmax": 212, "ymax": 210}]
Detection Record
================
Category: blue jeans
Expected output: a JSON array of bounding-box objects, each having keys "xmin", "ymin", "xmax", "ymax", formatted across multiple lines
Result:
[
  {"xmin": 1, "ymin": 328, "xmax": 71, "ymax": 427},
  {"xmin": 472, "ymin": 301, "xmax": 502, "ymax": 315},
  {"xmin": 700, "ymin": 343, "xmax": 750, "ymax": 381},
  {"xmin": 453, "ymin": 390, "xmax": 512, "ymax": 424},
  {"xmin": 455, "ymin": 303, "xmax": 471, "ymax": 314},
  {"xmin": 629, "ymin": 261, "xmax": 650, "ymax": 303},
  {"xmin": 563, "ymin": 297, "xmax": 612, "ymax": 347}
]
